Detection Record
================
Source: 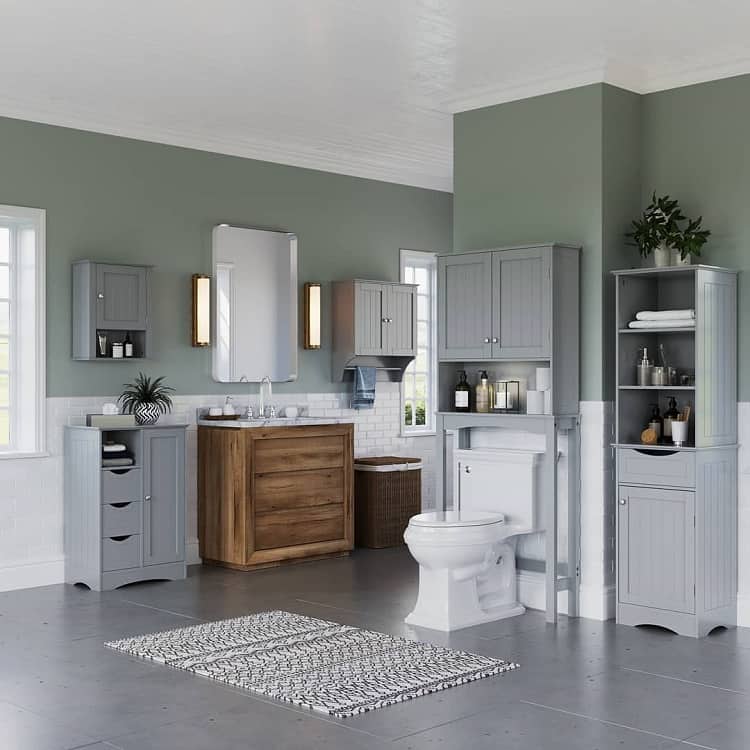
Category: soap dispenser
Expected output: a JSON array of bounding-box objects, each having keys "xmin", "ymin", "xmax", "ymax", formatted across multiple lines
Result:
[
  {"xmin": 454, "ymin": 370, "xmax": 470, "ymax": 412},
  {"xmin": 222, "ymin": 396, "xmax": 236, "ymax": 417},
  {"xmin": 475, "ymin": 371, "xmax": 491, "ymax": 413}
]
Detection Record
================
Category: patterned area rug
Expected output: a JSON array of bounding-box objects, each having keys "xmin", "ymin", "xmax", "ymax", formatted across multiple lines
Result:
[{"xmin": 105, "ymin": 610, "xmax": 518, "ymax": 717}]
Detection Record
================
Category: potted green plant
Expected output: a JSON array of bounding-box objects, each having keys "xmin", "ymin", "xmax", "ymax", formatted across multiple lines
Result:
[
  {"xmin": 119, "ymin": 373, "xmax": 174, "ymax": 425},
  {"xmin": 672, "ymin": 216, "xmax": 711, "ymax": 265},
  {"xmin": 627, "ymin": 193, "xmax": 685, "ymax": 267}
]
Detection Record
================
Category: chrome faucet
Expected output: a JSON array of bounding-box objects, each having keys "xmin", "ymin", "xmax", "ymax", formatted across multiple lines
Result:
[
  {"xmin": 259, "ymin": 376, "xmax": 273, "ymax": 418},
  {"xmin": 239, "ymin": 375, "xmax": 253, "ymax": 418}
]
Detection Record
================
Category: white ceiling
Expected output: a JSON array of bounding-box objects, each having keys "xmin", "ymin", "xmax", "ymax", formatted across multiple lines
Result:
[{"xmin": 3, "ymin": 1, "xmax": 750, "ymax": 192}]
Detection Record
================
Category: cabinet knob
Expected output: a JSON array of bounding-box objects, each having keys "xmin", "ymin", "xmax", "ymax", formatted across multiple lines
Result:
[
  {"xmin": 619, "ymin": 498, "xmax": 626, "ymax": 505},
  {"xmin": 465, "ymin": 465, "xmax": 471, "ymax": 474},
  {"xmin": 491, "ymin": 337, "xmax": 498, "ymax": 343},
  {"xmin": 483, "ymin": 337, "xmax": 490, "ymax": 343},
  {"xmin": 145, "ymin": 495, "xmax": 152, "ymax": 502},
  {"xmin": 97, "ymin": 293, "xmax": 104, "ymax": 299}
]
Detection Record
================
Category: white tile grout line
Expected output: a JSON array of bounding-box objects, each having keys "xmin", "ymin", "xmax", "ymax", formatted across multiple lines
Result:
[
  {"xmin": 620, "ymin": 666, "xmax": 750, "ymax": 695},
  {"xmin": 520, "ymin": 701, "xmax": 718, "ymax": 749}
]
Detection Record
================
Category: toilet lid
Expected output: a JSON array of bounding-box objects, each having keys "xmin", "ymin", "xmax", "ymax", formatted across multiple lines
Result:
[{"xmin": 409, "ymin": 510, "xmax": 505, "ymax": 528}]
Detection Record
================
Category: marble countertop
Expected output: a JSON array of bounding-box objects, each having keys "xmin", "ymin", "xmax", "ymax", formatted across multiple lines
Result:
[{"xmin": 197, "ymin": 416, "xmax": 353, "ymax": 428}]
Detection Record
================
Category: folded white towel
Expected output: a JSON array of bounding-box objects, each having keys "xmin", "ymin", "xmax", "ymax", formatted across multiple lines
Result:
[
  {"xmin": 628, "ymin": 319, "xmax": 696, "ymax": 329},
  {"xmin": 102, "ymin": 442, "xmax": 128, "ymax": 453},
  {"xmin": 635, "ymin": 309, "xmax": 695, "ymax": 321}
]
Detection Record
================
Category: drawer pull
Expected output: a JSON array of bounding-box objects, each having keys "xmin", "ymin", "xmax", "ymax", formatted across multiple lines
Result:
[
  {"xmin": 109, "ymin": 535, "xmax": 132, "ymax": 543},
  {"xmin": 634, "ymin": 449, "xmax": 680, "ymax": 457},
  {"xmin": 110, "ymin": 502, "xmax": 131, "ymax": 509},
  {"xmin": 109, "ymin": 468, "xmax": 134, "ymax": 476}
]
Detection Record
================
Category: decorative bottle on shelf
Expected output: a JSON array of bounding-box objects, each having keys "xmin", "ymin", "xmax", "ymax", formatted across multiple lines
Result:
[
  {"xmin": 648, "ymin": 404, "xmax": 663, "ymax": 442},
  {"xmin": 475, "ymin": 370, "xmax": 491, "ymax": 413},
  {"xmin": 124, "ymin": 331, "xmax": 134, "ymax": 358},
  {"xmin": 454, "ymin": 370, "xmax": 470, "ymax": 413},
  {"xmin": 637, "ymin": 347, "xmax": 653, "ymax": 386},
  {"xmin": 663, "ymin": 397, "xmax": 679, "ymax": 442}
]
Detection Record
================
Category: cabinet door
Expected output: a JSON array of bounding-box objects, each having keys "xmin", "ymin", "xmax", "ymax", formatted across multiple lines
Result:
[
  {"xmin": 492, "ymin": 248, "xmax": 551, "ymax": 358},
  {"xmin": 354, "ymin": 282, "xmax": 387, "ymax": 355},
  {"xmin": 387, "ymin": 284, "xmax": 417, "ymax": 356},
  {"xmin": 618, "ymin": 486, "xmax": 695, "ymax": 613},
  {"xmin": 143, "ymin": 429, "xmax": 185, "ymax": 566},
  {"xmin": 438, "ymin": 253, "xmax": 492, "ymax": 359},
  {"xmin": 96, "ymin": 264, "xmax": 148, "ymax": 330}
]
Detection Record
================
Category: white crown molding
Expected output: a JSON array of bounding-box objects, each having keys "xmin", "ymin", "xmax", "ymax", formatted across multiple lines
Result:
[{"xmin": 0, "ymin": 97, "xmax": 453, "ymax": 194}]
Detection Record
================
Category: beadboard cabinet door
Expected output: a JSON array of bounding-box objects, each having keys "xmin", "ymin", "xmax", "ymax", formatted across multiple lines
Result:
[
  {"xmin": 492, "ymin": 248, "xmax": 551, "ymax": 358},
  {"xmin": 438, "ymin": 253, "xmax": 493, "ymax": 360},
  {"xmin": 387, "ymin": 284, "xmax": 417, "ymax": 356},
  {"xmin": 143, "ymin": 429, "xmax": 185, "ymax": 567},
  {"xmin": 96, "ymin": 263, "xmax": 148, "ymax": 330},
  {"xmin": 354, "ymin": 282, "xmax": 388, "ymax": 356},
  {"xmin": 618, "ymin": 485, "xmax": 695, "ymax": 614}
]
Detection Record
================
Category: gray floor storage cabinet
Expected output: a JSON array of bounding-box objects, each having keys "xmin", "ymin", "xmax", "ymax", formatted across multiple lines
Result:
[
  {"xmin": 64, "ymin": 425, "xmax": 187, "ymax": 591},
  {"xmin": 614, "ymin": 265, "xmax": 737, "ymax": 637}
]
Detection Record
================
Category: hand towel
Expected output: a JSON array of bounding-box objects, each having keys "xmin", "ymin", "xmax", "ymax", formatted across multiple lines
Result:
[
  {"xmin": 635, "ymin": 309, "xmax": 695, "ymax": 321},
  {"xmin": 628, "ymin": 319, "xmax": 696, "ymax": 329},
  {"xmin": 351, "ymin": 366, "xmax": 376, "ymax": 410}
]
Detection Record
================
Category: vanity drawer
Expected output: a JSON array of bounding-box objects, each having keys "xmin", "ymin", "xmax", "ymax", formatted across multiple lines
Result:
[
  {"xmin": 255, "ymin": 505, "xmax": 344, "ymax": 550},
  {"xmin": 254, "ymin": 436, "xmax": 345, "ymax": 474},
  {"xmin": 102, "ymin": 502, "xmax": 142, "ymax": 537},
  {"xmin": 102, "ymin": 534, "xmax": 141, "ymax": 571},
  {"xmin": 618, "ymin": 448, "xmax": 695, "ymax": 489},
  {"xmin": 255, "ymin": 468, "xmax": 344, "ymax": 513},
  {"xmin": 101, "ymin": 468, "xmax": 143, "ymax": 503}
]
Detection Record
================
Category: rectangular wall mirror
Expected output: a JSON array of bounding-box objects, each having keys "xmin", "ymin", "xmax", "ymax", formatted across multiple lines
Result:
[{"xmin": 212, "ymin": 225, "xmax": 298, "ymax": 382}]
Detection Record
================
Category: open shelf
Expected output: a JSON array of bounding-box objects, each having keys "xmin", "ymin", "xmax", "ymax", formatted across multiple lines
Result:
[
  {"xmin": 614, "ymin": 442, "xmax": 696, "ymax": 452},
  {"xmin": 618, "ymin": 385, "xmax": 695, "ymax": 391},
  {"xmin": 619, "ymin": 327, "xmax": 695, "ymax": 334}
]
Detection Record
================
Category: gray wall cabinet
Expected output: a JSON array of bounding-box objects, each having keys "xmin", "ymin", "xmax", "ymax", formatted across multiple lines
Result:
[
  {"xmin": 332, "ymin": 279, "xmax": 417, "ymax": 380},
  {"xmin": 64, "ymin": 425, "xmax": 187, "ymax": 591},
  {"xmin": 72, "ymin": 261, "xmax": 150, "ymax": 359},
  {"xmin": 614, "ymin": 265, "xmax": 738, "ymax": 637}
]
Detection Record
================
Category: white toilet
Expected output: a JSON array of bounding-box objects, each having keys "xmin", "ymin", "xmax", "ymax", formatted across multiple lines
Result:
[{"xmin": 404, "ymin": 448, "xmax": 542, "ymax": 632}]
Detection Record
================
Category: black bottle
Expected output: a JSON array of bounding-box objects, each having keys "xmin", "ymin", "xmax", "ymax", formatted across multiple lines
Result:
[
  {"xmin": 663, "ymin": 397, "xmax": 679, "ymax": 442},
  {"xmin": 648, "ymin": 404, "xmax": 663, "ymax": 442},
  {"xmin": 454, "ymin": 370, "xmax": 470, "ymax": 412}
]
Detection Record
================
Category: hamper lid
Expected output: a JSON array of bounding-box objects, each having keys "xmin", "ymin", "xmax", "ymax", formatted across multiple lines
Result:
[{"xmin": 354, "ymin": 456, "xmax": 422, "ymax": 472}]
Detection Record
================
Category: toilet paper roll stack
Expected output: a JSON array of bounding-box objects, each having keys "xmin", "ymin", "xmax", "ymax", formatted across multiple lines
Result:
[{"xmin": 527, "ymin": 367, "xmax": 552, "ymax": 415}]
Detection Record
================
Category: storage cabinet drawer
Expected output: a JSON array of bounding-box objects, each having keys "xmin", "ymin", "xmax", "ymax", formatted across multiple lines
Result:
[
  {"xmin": 102, "ymin": 534, "xmax": 141, "ymax": 571},
  {"xmin": 255, "ymin": 505, "xmax": 344, "ymax": 550},
  {"xmin": 101, "ymin": 468, "xmax": 143, "ymax": 503},
  {"xmin": 254, "ymin": 436, "xmax": 345, "ymax": 474},
  {"xmin": 617, "ymin": 448, "xmax": 695, "ymax": 489},
  {"xmin": 255, "ymin": 469, "xmax": 344, "ymax": 513},
  {"xmin": 102, "ymin": 502, "xmax": 142, "ymax": 537}
]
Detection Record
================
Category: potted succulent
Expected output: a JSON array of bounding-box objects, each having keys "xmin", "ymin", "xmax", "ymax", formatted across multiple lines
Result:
[
  {"xmin": 119, "ymin": 373, "xmax": 174, "ymax": 425},
  {"xmin": 672, "ymin": 216, "xmax": 711, "ymax": 265},
  {"xmin": 627, "ymin": 193, "xmax": 685, "ymax": 267}
]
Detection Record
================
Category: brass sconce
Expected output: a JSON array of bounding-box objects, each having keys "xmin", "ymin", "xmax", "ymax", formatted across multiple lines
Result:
[
  {"xmin": 192, "ymin": 274, "xmax": 211, "ymax": 347},
  {"xmin": 303, "ymin": 282, "xmax": 321, "ymax": 349}
]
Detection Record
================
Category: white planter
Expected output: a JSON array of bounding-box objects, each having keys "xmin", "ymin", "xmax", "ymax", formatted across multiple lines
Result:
[
  {"xmin": 653, "ymin": 245, "xmax": 672, "ymax": 267},
  {"xmin": 673, "ymin": 250, "xmax": 693, "ymax": 266}
]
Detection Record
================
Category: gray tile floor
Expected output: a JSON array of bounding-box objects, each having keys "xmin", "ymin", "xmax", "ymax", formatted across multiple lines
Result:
[{"xmin": 0, "ymin": 548, "xmax": 747, "ymax": 749}]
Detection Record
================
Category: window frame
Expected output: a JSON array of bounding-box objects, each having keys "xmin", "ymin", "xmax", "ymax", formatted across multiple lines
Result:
[
  {"xmin": 400, "ymin": 248, "xmax": 437, "ymax": 437},
  {"xmin": 0, "ymin": 205, "xmax": 46, "ymax": 458}
]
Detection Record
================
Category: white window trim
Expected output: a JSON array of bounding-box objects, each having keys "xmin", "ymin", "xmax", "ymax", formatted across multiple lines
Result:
[
  {"xmin": 0, "ymin": 205, "xmax": 46, "ymax": 459},
  {"xmin": 400, "ymin": 248, "xmax": 437, "ymax": 437}
]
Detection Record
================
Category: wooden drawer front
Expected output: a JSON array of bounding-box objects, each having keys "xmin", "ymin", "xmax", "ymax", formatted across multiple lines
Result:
[
  {"xmin": 102, "ymin": 534, "xmax": 141, "ymax": 571},
  {"xmin": 102, "ymin": 502, "xmax": 142, "ymax": 537},
  {"xmin": 255, "ymin": 469, "xmax": 344, "ymax": 513},
  {"xmin": 101, "ymin": 468, "xmax": 143, "ymax": 503},
  {"xmin": 255, "ymin": 506, "xmax": 344, "ymax": 550},
  {"xmin": 254, "ymin": 436, "xmax": 344, "ymax": 474},
  {"xmin": 618, "ymin": 448, "xmax": 695, "ymax": 489}
]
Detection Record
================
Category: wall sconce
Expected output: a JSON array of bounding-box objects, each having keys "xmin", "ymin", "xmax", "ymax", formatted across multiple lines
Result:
[
  {"xmin": 304, "ymin": 282, "xmax": 321, "ymax": 349},
  {"xmin": 192, "ymin": 274, "xmax": 211, "ymax": 347}
]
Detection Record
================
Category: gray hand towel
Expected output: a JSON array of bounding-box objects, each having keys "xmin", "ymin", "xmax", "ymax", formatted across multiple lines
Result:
[{"xmin": 352, "ymin": 366, "xmax": 376, "ymax": 409}]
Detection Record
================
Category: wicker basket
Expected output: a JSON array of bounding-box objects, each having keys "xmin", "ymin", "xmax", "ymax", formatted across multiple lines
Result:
[{"xmin": 354, "ymin": 456, "xmax": 422, "ymax": 549}]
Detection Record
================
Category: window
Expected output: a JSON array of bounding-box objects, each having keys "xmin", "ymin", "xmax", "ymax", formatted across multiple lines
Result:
[
  {"xmin": 400, "ymin": 249, "xmax": 437, "ymax": 434},
  {"xmin": 0, "ymin": 206, "xmax": 45, "ymax": 456}
]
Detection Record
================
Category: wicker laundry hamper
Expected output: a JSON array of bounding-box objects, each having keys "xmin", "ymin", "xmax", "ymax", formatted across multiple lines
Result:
[{"xmin": 354, "ymin": 456, "xmax": 422, "ymax": 548}]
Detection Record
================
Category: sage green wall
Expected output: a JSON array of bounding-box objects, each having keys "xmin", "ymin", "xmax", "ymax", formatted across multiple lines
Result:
[
  {"xmin": 0, "ymin": 116, "xmax": 452, "ymax": 397},
  {"xmin": 453, "ymin": 84, "xmax": 606, "ymax": 400},
  {"xmin": 642, "ymin": 74, "xmax": 750, "ymax": 400}
]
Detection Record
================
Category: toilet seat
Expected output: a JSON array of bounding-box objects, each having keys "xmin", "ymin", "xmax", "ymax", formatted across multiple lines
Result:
[{"xmin": 409, "ymin": 510, "xmax": 504, "ymax": 528}]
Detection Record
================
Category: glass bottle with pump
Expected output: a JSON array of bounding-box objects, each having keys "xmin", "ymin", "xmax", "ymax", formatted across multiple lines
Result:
[
  {"xmin": 663, "ymin": 397, "xmax": 679, "ymax": 442},
  {"xmin": 454, "ymin": 370, "xmax": 470, "ymax": 413},
  {"xmin": 475, "ymin": 370, "xmax": 492, "ymax": 413}
]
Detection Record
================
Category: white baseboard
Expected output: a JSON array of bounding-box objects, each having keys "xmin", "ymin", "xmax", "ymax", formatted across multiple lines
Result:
[
  {"xmin": 517, "ymin": 571, "xmax": 615, "ymax": 621},
  {"xmin": 186, "ymin": 537, "xmax": 202, "ymax": 566},
  {"xmin": 0, "ymin": 556, "xmax": 65, "ymax": 592}
]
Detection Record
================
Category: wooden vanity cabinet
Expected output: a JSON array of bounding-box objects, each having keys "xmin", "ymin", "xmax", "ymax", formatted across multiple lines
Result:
[{"xmin": 198, "ymin": 423, "xmax": 354, "ymax": 570}]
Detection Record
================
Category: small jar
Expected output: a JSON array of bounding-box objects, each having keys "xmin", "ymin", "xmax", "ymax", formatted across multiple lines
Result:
[
  {"xmin": 651, "ymin": 366, "xmax": 666, "ymax": 386},
  {"xmin": 111, "ymin": 342, "xmax": 124, "ymax": 359}
]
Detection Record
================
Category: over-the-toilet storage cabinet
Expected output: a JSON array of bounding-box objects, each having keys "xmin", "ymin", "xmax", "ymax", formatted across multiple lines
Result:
[
  {"xmin": 64, "ymin": 425, "xmax": 187, "ymax": 591},
  {"xmin": 614, "ymin": 265, "xmax": 737, "ymax": 638}
]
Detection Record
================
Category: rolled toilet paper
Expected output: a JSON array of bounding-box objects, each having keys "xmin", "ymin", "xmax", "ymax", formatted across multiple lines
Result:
[
  {"xmin": 526, "ymin": 390, "xmax": 544, "ymax": 415},
  {"xmin": 544, "ymin": 389, "xmax": 553, "ymax": 415},
  {"xmin": 535, "ymin": 367, "xmax": 551, "ymax": 391}
]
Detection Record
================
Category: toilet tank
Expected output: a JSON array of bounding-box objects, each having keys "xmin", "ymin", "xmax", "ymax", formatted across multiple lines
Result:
[{"xmin": 454, "ymin": 448, "xmax": 543, "ymax": 533}]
